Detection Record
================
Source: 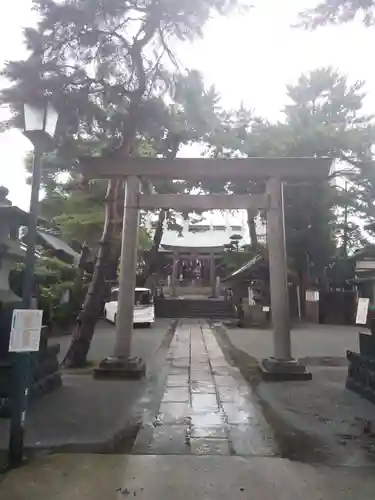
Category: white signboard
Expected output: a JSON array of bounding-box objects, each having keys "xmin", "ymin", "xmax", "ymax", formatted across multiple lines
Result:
[
  {"xmin": 355, "ymin": 298, "xmax": 370, "ymax": 325},
  {"xmin": 9, "ymin": 310, "xmax": 43, "ymax": 352},
  {"xmin": 306, "ymin": 290, "xmax": 319, "ymax": 302}
]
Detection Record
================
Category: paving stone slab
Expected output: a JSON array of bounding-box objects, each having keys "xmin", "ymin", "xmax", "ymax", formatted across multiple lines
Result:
[
  {"xmin": 146, "ymin": 425, "xmax": 190, "ymax": 455},
  {"xmin": 228, "ymin": 424, "xmax": 275, "ymax": 457},
  {"xmin": 190, "ymin": 438, "xmax": 230, "ymax": 455},
  {"xmin": 190, "ymin": 425, "xmax": 229, "ymax": 439},
  {"xmin": 156, "ymin": 403, "xmax": 190, "ymax": 425}
]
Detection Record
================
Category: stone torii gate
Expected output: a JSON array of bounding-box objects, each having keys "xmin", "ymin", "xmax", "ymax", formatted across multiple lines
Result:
[{"xmin": 80, "ymin": 157, "xmax": 332, "ymax": 381}]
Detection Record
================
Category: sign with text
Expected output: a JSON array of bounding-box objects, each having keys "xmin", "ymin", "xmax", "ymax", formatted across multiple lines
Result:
[
  {"xmin": 356, "ymin": 298, "xmax": 370, "ymax": 325},
  {"xmin": 9, "ymin": 310, "xmax": 43, "ymax": 352}
]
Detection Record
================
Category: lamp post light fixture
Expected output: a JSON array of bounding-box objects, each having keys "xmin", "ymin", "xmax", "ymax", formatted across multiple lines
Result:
[
  {"xmin": 8, "ymin": 101, "xmax": 58, "ymax": 468},
  {"xmin": 23, "ymin": 102, "xmax": 59, "ymax": 151}
]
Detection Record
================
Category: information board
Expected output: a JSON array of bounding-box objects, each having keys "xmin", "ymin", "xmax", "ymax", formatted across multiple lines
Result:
[
  {"xmin": 9, "ymin": 309, "xmax": 43, "ymax": 352},
  {"xmin": 355, "ymin": 298, "xmax": 370, "ymax": 325}
]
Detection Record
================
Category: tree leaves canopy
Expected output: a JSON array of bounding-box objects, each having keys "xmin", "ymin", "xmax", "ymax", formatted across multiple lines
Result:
[{"xmin": 298, "ymin": 0, "xmax": 375, "ymax": 29}]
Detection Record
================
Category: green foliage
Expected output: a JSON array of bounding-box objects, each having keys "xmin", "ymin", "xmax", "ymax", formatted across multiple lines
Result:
[
  {"xmin": 0, "ymin": 0, "xmax": 247, "ymax": 144},
  {"xmin": 0, "ymin": 0, "xmax": 245, "ymax": 256},
  {"xmin": 10, "ymin": 256, "xmax": 80, "ymax": 327},
  {"xmin": 275, "ymin": 69, "xmax": 375, "ymax": 270},
  {"xmin": 1, "ymin": 0, "xmax": 250, "ymax": 366},
  {"xmin": 203, "ymin": 67, "xmax": 375, "ymax": 280},
  {"xmin": 4, "ymin": 0, "xmax": 375, "ymax": 303},
  {"xmin": 39, "ymin": 179, "xmax": 107, "ymax": 245},
  {"xmin": 220, "ymin": 243, "xmax": 264, "ymax": 272},
  {"xmin": 32, "ymin": 69, "xmax": 224, "ymax": 263},
  {"xmin": 325, "ymin": 256, "xmax": 356, "ymax": 288},
  {"xmin": 298, "ymin": 0, "xmax": 375, "ymax": 29}
]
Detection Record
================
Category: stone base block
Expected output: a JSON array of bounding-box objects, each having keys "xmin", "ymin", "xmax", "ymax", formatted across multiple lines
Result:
[
  {"xmin": 93, "ymin": 356, "xmax": 146, "ymax": 380},
  {"xmin": 259, "ymin": 357, "xmax": 312, "ymax": 381}
]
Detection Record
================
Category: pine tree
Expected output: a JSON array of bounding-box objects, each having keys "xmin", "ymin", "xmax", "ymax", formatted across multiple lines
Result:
[{"xmin": 204, "ymin": 67, "xmax": 375, "ymax": 285}]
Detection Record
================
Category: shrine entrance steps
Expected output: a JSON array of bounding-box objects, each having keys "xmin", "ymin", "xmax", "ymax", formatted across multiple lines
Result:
[{"xmin": 155, "ymin": 298, "xmax": 235, "ymax": 319}]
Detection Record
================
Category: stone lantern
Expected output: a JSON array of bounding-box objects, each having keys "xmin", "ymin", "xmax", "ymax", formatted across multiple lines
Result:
[{"xmin": 0, "ymin": 186, "xmax": 28, "ymax": 357}]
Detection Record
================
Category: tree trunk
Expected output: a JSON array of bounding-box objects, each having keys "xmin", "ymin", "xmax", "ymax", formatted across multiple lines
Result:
[
  {"xmin": 70, "ymin": 243, "xmax": 90, "ymax": 313},
  {"xmin": 145, "ymin": 209, "xmax": 167, "ymax": 288},
  {"xmin": 246, "ymin": 208, "xmax": 258, "ymax": 248},
  {"xmin": 63, "ymin": 179, "xmax": 121, "ymax": 368}
]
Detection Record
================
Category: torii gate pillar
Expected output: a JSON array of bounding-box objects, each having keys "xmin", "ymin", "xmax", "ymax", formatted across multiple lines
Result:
[{"xmin": 259, "ymin": 177, "xmax": 311, "ymax": 380}]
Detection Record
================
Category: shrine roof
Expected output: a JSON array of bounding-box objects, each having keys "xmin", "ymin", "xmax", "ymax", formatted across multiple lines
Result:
[
  {"xmin": 36, "ymin": 230, "xmax": 80, "ymax": 262},
  {"xmin": 0, "ymin": 204, "xmax": 29, "ymax": 223}
]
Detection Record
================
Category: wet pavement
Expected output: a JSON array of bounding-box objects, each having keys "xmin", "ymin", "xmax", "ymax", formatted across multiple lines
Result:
[
  {"xmin": 2, "ymin": 320, "xmax": 375, "ymax": 499},
  {"xmin": 2, "ymin": 453, "xmax": 375, "ymax": 499},
  {"xmin": 0, "ymin": 320, "xmax": 173, "ymax": 454},
  {"xmin": 134, "ymin": 320, "xmax": 276, "ymax": 456}
]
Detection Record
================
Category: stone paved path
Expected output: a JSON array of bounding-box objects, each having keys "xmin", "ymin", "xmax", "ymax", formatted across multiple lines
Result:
[
  {"xmin": 134, "ymin": 320, "xmax": 276, "ymax": 456},
  {"xmin": 3, "ymin": 321, "xmax": 375, "ymax": 500}
]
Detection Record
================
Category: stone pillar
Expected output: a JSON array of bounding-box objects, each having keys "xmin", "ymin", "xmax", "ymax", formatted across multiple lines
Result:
[
  {"xmin": 267, "ymin": 177, "xmax": 291, "ymax": 360},
  {"xmin": 305, "ymin": 289, "xmax": 319, "ymax": 323},
  {"xmin": 171, "ymin": 252, "xmax": 178, "ymax": 297},
  {"xmin": 94, "ymin": 176, "xmax": 145, "ymax": 379},
  {"xmin": 216, "ymin": 276, "xmax": 221, "ymax": 297},
  {"xmin": 210, "ymin": 253, "xmax": 216, "ymax": 297},
  {"xmin": 260, "ymin": 177, "xmax": 311, "ymax": 381},
  {"xmin": 114, "ymin": 175, "xmax": 140, "ymax": 358}
]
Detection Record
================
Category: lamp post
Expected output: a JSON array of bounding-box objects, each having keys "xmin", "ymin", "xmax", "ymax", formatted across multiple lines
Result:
[
  {"xmin": 22, "ymin": 102, "xmax": 59, "ymax": 307},
  {"xmin": 8, "ymin": 101, "xmax": 58, "ymax": 468}
]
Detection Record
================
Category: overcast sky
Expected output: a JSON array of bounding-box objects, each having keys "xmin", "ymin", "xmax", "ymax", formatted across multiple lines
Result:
[{"xmin": 1, "ymin": 0, "xmax": 375, "ymax": 210}]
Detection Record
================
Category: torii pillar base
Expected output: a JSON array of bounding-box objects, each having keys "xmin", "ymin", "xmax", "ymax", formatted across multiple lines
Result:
[
  {"xmin": 259, "ymin": 357, "xmax": 312, "ymax": 381},
  {"xmin": 93, "ymin": 356, "xmax": 146, "ymax": 380}
]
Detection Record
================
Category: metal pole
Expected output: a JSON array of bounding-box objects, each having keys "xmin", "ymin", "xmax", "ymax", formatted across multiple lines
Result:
[
  {"xmin": 267, "ymin": 177, "xmax": 291, "ymax": 360},
  {"xmin": 22, "ymin": 147, "xmax": 42, "ymax": 308},
  {"xmin": 113, "ymin": 176, "xmax": 140, "ymax": 359},
  {"xmin": 8, "ymin": 146, "xmax": 42, "ymax": 467}
]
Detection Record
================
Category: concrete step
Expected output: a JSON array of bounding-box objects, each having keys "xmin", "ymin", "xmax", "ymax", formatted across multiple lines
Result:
[{"xmin": 155, "ymin": 299, "xmax": 235, "ymax": 319}]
